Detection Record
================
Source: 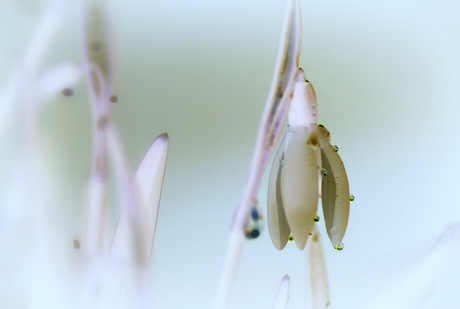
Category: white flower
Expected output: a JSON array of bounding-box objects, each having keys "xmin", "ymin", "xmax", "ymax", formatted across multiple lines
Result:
[{"xmin": 265, "ymin": 6, "xmax": 351, "ymax": 251}]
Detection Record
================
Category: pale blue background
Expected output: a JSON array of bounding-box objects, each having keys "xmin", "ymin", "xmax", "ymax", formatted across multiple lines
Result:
[{"xmin": 1, "ymin": 0, "xmax": 460, "ymax": 308}]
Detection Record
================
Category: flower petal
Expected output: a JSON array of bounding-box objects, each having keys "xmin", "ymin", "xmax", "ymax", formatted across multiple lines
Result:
[
  {"xmin": 288, "ymin": 72, "xmax": 318, "ymax": 127},
  {"xmin": 268, "ymin": 136, "xmax": 291, "ymax": 250},
  {"xmin": 282, "ymin": 125, "xmax": 320, "ymax": 250},
  {"xmin": 318, "ymin": 125, "xmax": 350, "ymax": 248}
]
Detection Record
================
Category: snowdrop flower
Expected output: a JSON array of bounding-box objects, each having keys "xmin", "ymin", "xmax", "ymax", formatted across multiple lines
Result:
[
  {"xmin": 266, "ymin": 4, "xmax": 351, "ymax": 251},
  {"xmin": 267, "ymin": 74, "xmax": 351, "ymax": 250}
]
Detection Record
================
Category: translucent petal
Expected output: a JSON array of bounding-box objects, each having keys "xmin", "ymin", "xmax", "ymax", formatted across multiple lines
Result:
[
  {"xmin": 318, "ymin": 125, "xmax": 350, "ymax": 248},
  {"xmin": 288, "ymin": 72, "xmax": 318, "ymax": 127},
  {"xmin": 268, "ymin": 136, "xmax": 291, "ymax": 250},
  {"xmin": 282, "ymin": 125, "xmax": 320, "ymax": 250}
]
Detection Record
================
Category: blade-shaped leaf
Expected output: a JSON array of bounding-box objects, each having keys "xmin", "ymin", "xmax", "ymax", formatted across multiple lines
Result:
[
  {"xmin": 109, "ymin": 132, "xmax": 169, "ymax": 266},
  {"xmin": 132, "ymin": 133, "xmax": 169, "ymax": 259},
  {"xmin": 272, "ymin": 275, "xmax": 290, "ymax": 309}
]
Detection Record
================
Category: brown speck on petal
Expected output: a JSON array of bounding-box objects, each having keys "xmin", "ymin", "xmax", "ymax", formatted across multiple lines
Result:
[
  {"xmin": 307, "ymin": 133, "xmax": 318, "ymax": 146},
  {"xmin": 73, "ymin": 240, "xmax": 80, "ymax": 249},
  {"xmin": 312, "ymin": 233, "xmax": 319, "ymax": 242}
]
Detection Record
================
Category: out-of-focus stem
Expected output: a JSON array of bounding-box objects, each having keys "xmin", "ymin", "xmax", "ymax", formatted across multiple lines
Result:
[
  {"xmin": 213, "ymin": 1, "xmax": 302, "ymax": 308},
  {"xmin": 306, "ymin": 226, "xmax": 331, "ymax": 309},
  {"xmin": 106, "ymin": 123, "xmax": 147, "ymax": 267},
  {"xmin": 79, "ymin": 0, "xmax": 114, "ymax": 257}
]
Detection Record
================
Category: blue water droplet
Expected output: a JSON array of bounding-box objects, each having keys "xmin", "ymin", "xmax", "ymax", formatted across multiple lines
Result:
[
  {"xmin": 246, "ymin": 229, "xmax": 260, "ymax": 239},
  {"xmin": 251, "ymin": 206, "xmax": 259, "ymax": 221}
]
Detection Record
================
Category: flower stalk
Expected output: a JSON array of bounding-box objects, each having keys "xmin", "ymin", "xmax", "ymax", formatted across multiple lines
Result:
[{"xmin": 214, "ymin": 0, "xmax": 302, "ymax": 307}]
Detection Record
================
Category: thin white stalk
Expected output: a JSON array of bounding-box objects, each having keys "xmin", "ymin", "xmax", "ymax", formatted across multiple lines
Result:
[
  {"xmin": 272, "ymin": 275, "xmax": 290, "ymax": 309},
  {"xmin": 21, "ymin": 0, "xmax": 66, "ymax": 142},
  {"xmin": 81, "ymin": 63, "xmax": 110, "ymax": 257},
  {"xmin": 213, "ymin": 1, "xmax": 302, "ymax": 308},
  {"xmin": 106, "ymin": 123, "xmax": 147, "ymax": 268},
  {"xmin": 80, "ymin": 0, "xmax": 115, "ymax": 105},
  {"xmin": 22, "ymin": 2, "xmax": 65, "ymax": 74},
  {"xmin": 306, "ymin": 225, "xmax": 331, "ymax": 309},
  {"xmin": 79, "ymin": 0, "xmax": 115, "ymax": 257},
  {"xmin": 0, "ymin": 0, "xmax": 65, "ymax": 137},
  {"xmin": 0, "ymin": 0, "xmax": 67, "ymax": 216},
  {"xmin": 14, "ymin": 0, "xmax": 67, "ymax": 239}
]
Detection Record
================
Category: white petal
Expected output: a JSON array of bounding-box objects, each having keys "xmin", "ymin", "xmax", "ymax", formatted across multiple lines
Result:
[
  {"xmin": 288, "ymin": 73, "xmax": 318, "ymax": 127},
  {"xmin": 318, "ymin": 125, "xmax": 350, "ymax": 248},
  {"xmin": 282, "ymin": 125, "xmax": 320, "ymax": 250},
  {"xmin": 268, "ymin": 136, "xmax": 291, "ymax": 250}
]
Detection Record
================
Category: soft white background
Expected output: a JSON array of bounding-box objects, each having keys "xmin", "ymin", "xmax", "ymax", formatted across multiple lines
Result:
[{"xmin": 1, "ymin": 0, "xmax": 460, "ymax": 308}]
